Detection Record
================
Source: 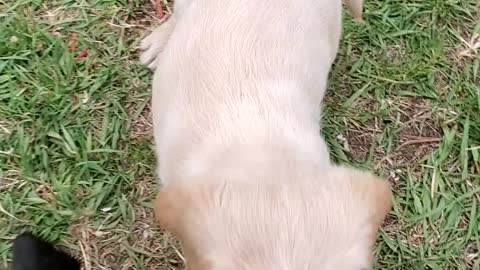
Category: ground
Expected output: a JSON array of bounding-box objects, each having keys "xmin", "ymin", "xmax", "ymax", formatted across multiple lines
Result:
[{"xmin": 0, "ymin": 0, "xmax": 478, "ymax": 269}]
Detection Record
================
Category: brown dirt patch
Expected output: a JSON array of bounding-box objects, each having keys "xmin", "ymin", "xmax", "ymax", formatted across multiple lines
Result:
[
  {"xmin": 343, "ymin": 114, "xmax": 383, "ymax": 161},
  {"xmin": 127, "ymin": 0, "xmax": 173, "ymax": 30},
  {"xmin": 463, "ymin": 241, "xmax": 479, "ymax": 270},
  {"xmin": 338, "ymin": 95, "xmax": 442, "ymax": 186},
  {"xmin": 130, "ymin": 103, "xmax": 153, "ymax": 140},
  {"xmin": 373, "ymin": 97, "xmax": 442, "ymax": 171}
]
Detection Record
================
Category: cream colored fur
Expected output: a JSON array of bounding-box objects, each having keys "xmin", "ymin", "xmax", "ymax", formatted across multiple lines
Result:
[{"xmin": 141, "ymin": 0, "xmax": 391, "ymax": 269}]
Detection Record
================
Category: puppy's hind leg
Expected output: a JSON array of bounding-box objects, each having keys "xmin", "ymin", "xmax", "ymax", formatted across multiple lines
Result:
[{"xmin": 139, "ymin": 17, "xmax": 176, "ymax": 71}]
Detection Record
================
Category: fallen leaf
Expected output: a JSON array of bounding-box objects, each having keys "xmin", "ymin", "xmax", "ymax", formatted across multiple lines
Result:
[
  {"xmin": 75, "ymin": 48, "xmax": 88, "ymax": 60},
  {"xmin": 71, "ymin": 95, "xmax": 78, "ymax": 105},
  {"xmin": 156, "ymin": 0, "xmax": 165, "ymax": 19},
  {"xmin": 68, "ymin": 34, "xmax": 76, "ymax": 52}
]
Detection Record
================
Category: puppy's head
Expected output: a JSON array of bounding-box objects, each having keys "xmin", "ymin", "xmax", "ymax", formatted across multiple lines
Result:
[
  {"xmin": 12, "ymin": 232, "xmax": 81, "ymax": 270},
  {"xmin": 154, "ymin": 166, "xmax": 391, "ymax": 270}
]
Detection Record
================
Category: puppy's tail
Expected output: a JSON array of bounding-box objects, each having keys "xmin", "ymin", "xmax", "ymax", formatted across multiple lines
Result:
[{"xmin": 344, "ymin": 0, "xmax": 363, "ymax": 21}]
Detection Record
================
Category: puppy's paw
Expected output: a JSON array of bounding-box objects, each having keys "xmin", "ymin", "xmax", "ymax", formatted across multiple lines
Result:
[{"xmin": 140, "ymin": 18, "xmax": 176, "ymax": 71}]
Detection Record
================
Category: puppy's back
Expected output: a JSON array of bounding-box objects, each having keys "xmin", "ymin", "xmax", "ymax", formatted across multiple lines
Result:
[{"xmin": 153, "ymin": 0, "xmax": 346, "ymax": 182}]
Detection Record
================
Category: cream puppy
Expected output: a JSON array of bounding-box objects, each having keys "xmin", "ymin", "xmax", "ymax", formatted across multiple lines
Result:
[{"xmin": 140, "ymin": 0, "xmax": 392, "ymax": 269}]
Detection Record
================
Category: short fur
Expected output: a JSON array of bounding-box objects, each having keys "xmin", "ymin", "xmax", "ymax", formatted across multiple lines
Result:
[
  {"xmin": 12, "ymin": 232, "xmax": 80, "ymax": 270},
  {"xmin": 140, "ymin": 0, "xmax": 391, "ymax": 269}
]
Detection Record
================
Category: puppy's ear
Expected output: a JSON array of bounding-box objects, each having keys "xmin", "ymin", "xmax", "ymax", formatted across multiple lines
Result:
[
  {"xmin": 154, "ymin": 184, "xmax": 189, "ymax": 235},
  {"xmin": 154, "ymin": 182, "xmax": 213, "ymax": 237},
  {"xmin": 332, "ymin": 167, "xmax": 392, "ymax": 235},
  {"xmin": 154, "ymin": 183, "xmax": 215, "ymax": 270}
]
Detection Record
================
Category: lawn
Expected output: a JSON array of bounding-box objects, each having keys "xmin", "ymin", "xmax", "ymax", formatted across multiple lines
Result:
[{"xmin": 0, "ymin": 0, "xmax": 478, "ymax": 269}]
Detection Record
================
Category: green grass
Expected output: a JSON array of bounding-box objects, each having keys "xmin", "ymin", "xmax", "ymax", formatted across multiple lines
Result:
[
  {"xmin": 323, "ymin": 1, "xmax": 480, "ymax": 269},
  {"xmin": 0, "ymin": 1, "xmax": 178, "ymax": 269},
  {"xmin": 0, "ymin": 0, "xmax": 479, "ymax": 269}
]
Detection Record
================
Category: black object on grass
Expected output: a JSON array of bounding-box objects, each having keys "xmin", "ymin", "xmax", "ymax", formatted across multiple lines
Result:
[{"xmin": 12, "ymin": 232, "xmax": 81, "ymax": 270}]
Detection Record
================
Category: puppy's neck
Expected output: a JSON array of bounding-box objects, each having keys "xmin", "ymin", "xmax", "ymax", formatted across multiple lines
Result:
[
  {"xmin": 172, "ymin": 80, "xmax": 331, "ymax": 183},
  {"xmin": 180, "ymin": 138, "xmax": 330, "ymax": 183}
]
